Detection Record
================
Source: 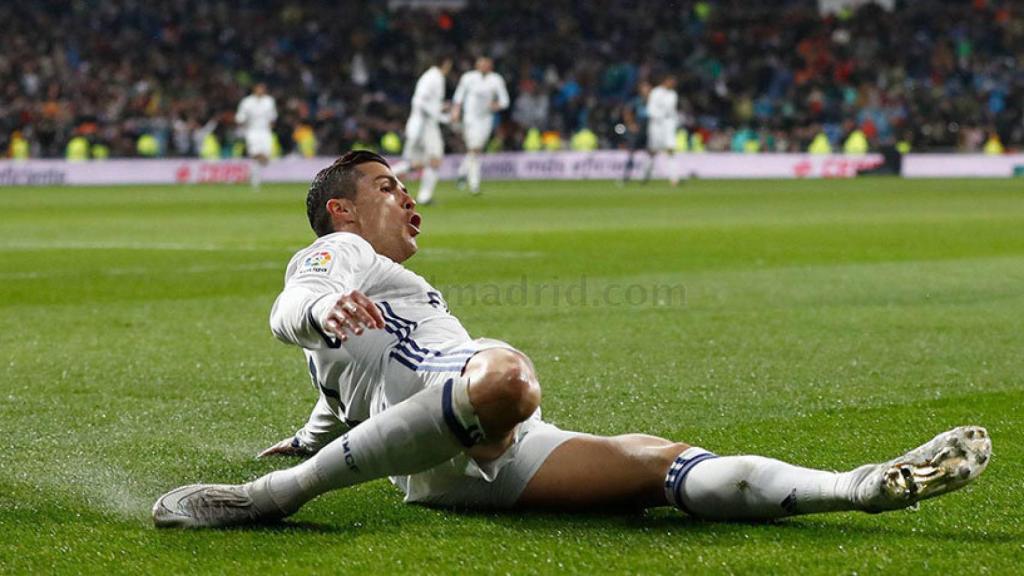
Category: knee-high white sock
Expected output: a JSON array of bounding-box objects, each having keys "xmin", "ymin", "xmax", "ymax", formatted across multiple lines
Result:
[
  {"xmin": 667, "ymin": 153, "xmax": 679, "ymax": 186},
  {"xmin": 418, "ymin": 166, "xmax": 438, "ymax": 204},
  {"xmin": 251, "ymin": 161, "xmax": 262, "ymax": 189},
  {"xmin": 665, "ymin": 447, "xmax": 861, "ymax": 520},
  {"xmin": 250, "ymin": 377, "xmax": 483, "ymax": 516},
  {"xmin": 467, "ymin": 154, "xmax": 481, "ymax": 193},
  {"xmin": 643, "ymin": 152, "xmax": 656, "ymax": 182}
]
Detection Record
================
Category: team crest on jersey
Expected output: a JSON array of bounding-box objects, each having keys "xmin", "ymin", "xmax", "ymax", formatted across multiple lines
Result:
[{"xmin": 299, "ymin": 250, "xmax": 333, "ymax": 275}]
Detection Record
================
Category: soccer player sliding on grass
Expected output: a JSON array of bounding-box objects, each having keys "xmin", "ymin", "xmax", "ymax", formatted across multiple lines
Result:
[{"xmin": 153, "ymin": 151, "xmax": 991, "ymax": 528}]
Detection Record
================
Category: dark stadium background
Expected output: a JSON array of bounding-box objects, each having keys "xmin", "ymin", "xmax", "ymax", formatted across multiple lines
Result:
[{"xmin": 1, "ymin": 0, "xmax": 1020, "ymax": 160}]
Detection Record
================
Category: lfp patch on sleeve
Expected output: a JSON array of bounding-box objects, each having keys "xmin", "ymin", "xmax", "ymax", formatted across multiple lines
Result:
[{"xmin": 298, "ymin": 250, "xmax": 334, "ymax": 275}]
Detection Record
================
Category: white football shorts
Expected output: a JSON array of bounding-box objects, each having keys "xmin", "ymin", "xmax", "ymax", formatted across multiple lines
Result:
[
  {"xmin": 647, "ymin": 121, "xmax": 677, "ymax": 152},
  {"xmin": 403, "ymin": 116, "xmax": 444, "ymax": 164},
  {"xmin": 245, "ymin": 130, "xmax": 273, "ymax": 157},
  {"xmin": 377, "ymin": 337, "xmax": 581, "ymax": 508},
  {"xmin": 462, "ymin": 117, "xmax": 494, "ymax": 151}
]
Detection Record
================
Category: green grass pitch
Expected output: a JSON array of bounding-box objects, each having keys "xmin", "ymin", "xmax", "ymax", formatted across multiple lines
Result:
[{"xmin": 2, "ymin": 177, "xmax": 1022, "ymax": 574}]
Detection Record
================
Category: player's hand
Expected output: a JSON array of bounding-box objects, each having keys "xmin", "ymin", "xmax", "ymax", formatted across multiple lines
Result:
[
  {"xmin": 258, "ymin": 436, "xmax": 317, "ymax": 458},
  {"xmin": 321, "ymin": 290, "xmax": 386, "ymax": 342}
]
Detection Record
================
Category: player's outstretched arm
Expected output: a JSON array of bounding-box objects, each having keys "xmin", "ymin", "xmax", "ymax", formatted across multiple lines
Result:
[
  {"xmin": 317, "ymin": 290, "xmax": 384, "ymax": 342},
  {"xmin": 258, "ymin": 394, "xmax": 349, "ymax": 458},
  {"xmin": 258, "ymin": 436, "xmax": 318, "ymax": 458}
]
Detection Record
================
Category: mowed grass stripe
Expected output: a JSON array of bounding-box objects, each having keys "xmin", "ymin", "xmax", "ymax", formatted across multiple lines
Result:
[{"xmin": 1, "ymin": 177, "xmax": 1022, "ymax": 574}]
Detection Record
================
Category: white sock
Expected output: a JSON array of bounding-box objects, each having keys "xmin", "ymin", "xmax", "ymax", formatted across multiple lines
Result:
[
  {"xmin": 467, "ymin": 154, "xmax": 481, "ymax": 192},
  {"xmin": 251, "ymin": 162, "xmax": 262, "ymax": 189},
  {"xmin": 667, "ymin": 153, "xmax": 679, "ymax": 185},
  {"xmin": 418, "ymin": 166, "xmax": 438, "ymax": 204},
  {"xmin": 665, "ymin": 447, "xmax": 861, "ymax": 520},
  {"xmin": 392, "ymin": 161, "xmax": 411, "ymax": 177},
  {"xmin": 250, "ymin": 377, "xmax": 483, "ymax": 516},
  {"xmin": 643, "ymin": 153, "xmax": 656, "ymax": 182}
]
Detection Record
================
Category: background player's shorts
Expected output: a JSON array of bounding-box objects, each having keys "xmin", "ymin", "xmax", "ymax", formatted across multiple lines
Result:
[
  {"xmin": 462, "ymin": 118, "xmax": 494, "ymax": 150},
  {"xmin": 377, "ymin": 338, "xmax": 582, "ymax": 508},
  {"xmin": 647, "ymin": 121, "xmax": 676, "ymax": 152},
  {"xmin": 403, "ymin": 117, "xmax": 444, "ymax": 164},
  {"xmin": 245, "ymin": 130, "xmax": 273, "ymax": 157}
]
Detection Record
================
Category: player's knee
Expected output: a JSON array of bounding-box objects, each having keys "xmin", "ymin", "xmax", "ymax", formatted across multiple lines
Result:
[{"xmin": 467, "ymin": 349, "xmax": 541, "ymax": 422}]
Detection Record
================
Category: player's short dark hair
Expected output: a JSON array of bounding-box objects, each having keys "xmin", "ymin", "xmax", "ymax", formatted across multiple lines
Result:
[{"xmin": 306, "ymin": 150, "xmax": 390, "ymax": 237}]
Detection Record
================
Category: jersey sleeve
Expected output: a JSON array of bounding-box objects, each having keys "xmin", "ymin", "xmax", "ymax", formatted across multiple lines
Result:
[
  {"xmin": 235, "ymin": 98, "xmax": 249, "ymax": 125},
  {"xmin": 646, "ymin": 92, "xmax": 664, "ymax": 120},
  {"xmin": 452, "ymin": 73, "xmax": 470, "ymax": 105},
  {"xmin": 269, "ymin": 98, "xmax": 278, "ymax": 123},
  {"xmin": 412, "ymin": 72, "xmax": 444, "ymax": 121},
  {"xmin": 269, "ymin": 233, "xmax": 377, "ymax": 349},
  {"xmin": 494, "ymin": 76, "xmax": 510, "ymax": 110},
  {"xmin": 293, "ymin": 392, "xmax": 349, "ymax": 451}
]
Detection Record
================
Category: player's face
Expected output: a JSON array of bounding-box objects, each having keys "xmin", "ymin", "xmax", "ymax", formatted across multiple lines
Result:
[
  {"xmin": 351, "ymin": 162, "xmax": 421, "ymax": 263},
  {"xmin": 476, "ymin": 58, "xmax": 492, "ymax": 73}
]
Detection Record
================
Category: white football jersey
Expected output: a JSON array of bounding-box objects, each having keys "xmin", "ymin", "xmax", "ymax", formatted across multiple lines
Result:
[
  {"xmin": 453, "ymin": 70, "xmax": 509, "ymax": 124},
  {"xmin": 269, "ymin": 232, "xmax": 471, "ymax": 424},
  {"xmin": 646, "ymin": 86, "xmax": 679, "ymax": 127},
  {"xmin": 410, "ymin": 66, "xmax": 447, "ymax": 124},
  {"xmin": 236, "ymin": 94, "xmax": 277, "ymax": 133}
]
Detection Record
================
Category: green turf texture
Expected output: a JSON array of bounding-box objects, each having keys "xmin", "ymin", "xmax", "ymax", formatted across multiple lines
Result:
[{"xmin": 1, "ymin": 177, "xmax": 1022, "ymax": 574}]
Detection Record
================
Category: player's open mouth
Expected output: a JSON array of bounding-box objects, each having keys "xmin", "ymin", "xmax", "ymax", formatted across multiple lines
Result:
[{"xmin": 408, "ymin": 213, "xmax": 422, "ymax": 236}]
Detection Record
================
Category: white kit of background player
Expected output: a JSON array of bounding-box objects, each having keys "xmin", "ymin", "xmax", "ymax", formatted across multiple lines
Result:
[
  {"xmin": 452, "ymin": 57, "xmax": 509, "ymax": 195},
  {"xmin": 391, "ymin": 56, "xmax": 453, "ymax": 206},
  {"xmin": 235, "ymin": 82, "xmax": 277, "ymax": 189},
  {"xmin": 153, "ymin": 151, "xmax": 991, "ymax": 528},
  {"xmin": 645, "ymin": 76, "xmax": 680, "ymax": 186}
]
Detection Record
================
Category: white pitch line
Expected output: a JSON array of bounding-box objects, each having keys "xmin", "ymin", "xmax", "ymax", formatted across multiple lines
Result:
[
  {"xmin": 417, "ymin": 247, "xmax": 544, "ymax": 259},
  {"xmin": 0, "ymin": 240, "xmax": 274, "ymax": 252},
  {"xmin": 0, "ymin": 261, "xmax": 282, "ymax": 280}
]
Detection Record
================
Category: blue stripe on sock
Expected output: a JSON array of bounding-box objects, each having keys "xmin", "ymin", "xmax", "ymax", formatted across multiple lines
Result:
[
  {"xmin": 441, "ymin": 378, "xmax": 477, "ymax": 447},
  {"xmin": 668, "ymin": 452, "xmax": 718, "ymax": 514}
]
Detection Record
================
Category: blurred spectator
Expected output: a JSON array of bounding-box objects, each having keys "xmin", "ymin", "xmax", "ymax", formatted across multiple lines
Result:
[{"xmin": 0, "ymin": 0, "xmax": 1021, "ymax": 158}]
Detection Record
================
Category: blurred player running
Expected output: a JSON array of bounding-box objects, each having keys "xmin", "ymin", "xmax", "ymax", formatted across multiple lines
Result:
[
  {"xmin": 235, "ymin": 82, "xmax": 277, "ymax": 190},
  {"xmin": 620, "ymin": 80, "xmax": 652, "ymax": 185},
  {"xmin": 391, "ymin": 54, "xmax": 453, "ymax": 206},
  {"xmin": 645, "ymin": 74, "xmax": 680, "ymax": 186},
  {"xmin": 154, "ymin": 150, "xmax": 991, "ymax": 529},
  {"xmin": 452, "ymin": 57, "xmax": 509, "ymax": 195}
]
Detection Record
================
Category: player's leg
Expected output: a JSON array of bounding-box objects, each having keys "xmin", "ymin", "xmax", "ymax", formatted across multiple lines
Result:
[
  {"xmin": 518, "ymin": 426, "xmax": 991, "ymax": 519},
  {"xmin": 246, "ymin": 132, "xmax": 271, "ymax": 190},
  {"xmin": 418, "ymin": 157, "xmax": 441, "ymax": 205},
  {"xmin": 518, "ymin": 434, "xmax": 687, "ymax": 509},
  {"xmin": 153, "ymin": 348, "xmax": 539, "ymax": 528},
  {"xmin": 464, "ymin": 120, "xmax": 490, "ymax": 194},
  {"xmin": 642, "ymin": 149, "xmax": 657, "ymax": 183},
  {"xmin": 416, "ymin": 124, "xmax": 443, "ymax": 205},
  {"xmin": 666, "ymin": 150, "xmax": 679, "ymax": 187}
]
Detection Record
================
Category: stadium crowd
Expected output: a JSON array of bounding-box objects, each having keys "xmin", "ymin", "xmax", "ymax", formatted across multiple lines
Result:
[{"xmin": 1, "ymin": 0, "xmax": 1021, "ymax": 159}]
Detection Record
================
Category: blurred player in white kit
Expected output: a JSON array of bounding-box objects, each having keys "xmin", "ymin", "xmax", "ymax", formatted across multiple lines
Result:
[
  {"xmin": 645, "ymin": 74, "xmax": 680, "ymax": 186},
  {"xmin": 452, "ymin": 57, "xmax": 509, "ymax": 195},
  {"xmin": 391, "ymin": 54, "xmax": 454, "ymax": 205},
  {"xmin": 235, "ymin": 82, "xmax": 277, "ymax": 189}
]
